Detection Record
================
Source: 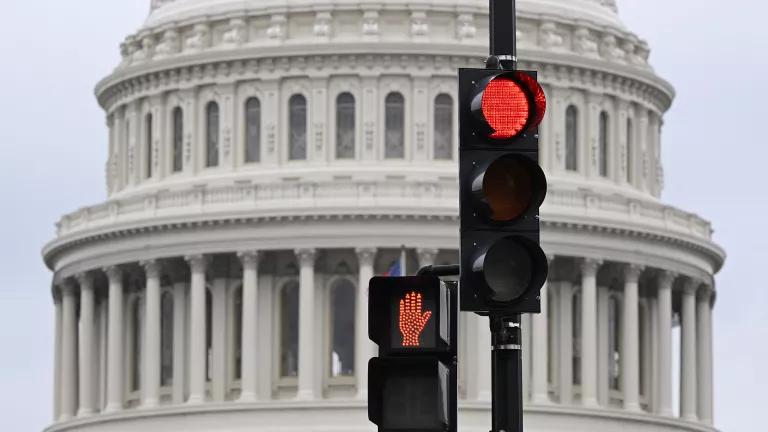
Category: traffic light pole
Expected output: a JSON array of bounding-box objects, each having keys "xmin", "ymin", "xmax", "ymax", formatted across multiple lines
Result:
[
  {"xmin": 489, "ymin": 313, "xmax": 523, "ymax": 432},
  {"xmin": 487, "ymin": 1, "xmax": 524, "ymax": 431},
  {"xmin": 489, "ymin": 0, "xmax": 517, "ymax": 69}
]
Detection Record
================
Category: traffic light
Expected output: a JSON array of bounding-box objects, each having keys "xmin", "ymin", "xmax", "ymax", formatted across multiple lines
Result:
[
  {"xmin": 368, "ymin": 276, "xmax": 457, "ymax": 432},
  {"xmin": 459, "ymin": 68, "xmax": 549, "ymax": 314}
]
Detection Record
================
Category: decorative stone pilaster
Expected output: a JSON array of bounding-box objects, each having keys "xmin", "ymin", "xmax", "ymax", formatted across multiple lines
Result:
[
  {"xmin": 185, "ymin": 254, "xmax": 210, "ymax": 404},
  {"xmin": 141, "ymin": 260, "xmax": 162, "ymax": 408},
  {"xmin": 532, "ymin": 256, "xmax": 555, "ymax": 404},
  {"xmin": 355, "ymin": 248, "xmax": 377, "ymax": 398},
  {"xmin": 657, "ymin": 271, "xmax": 676, "ymax": 416},
  {"xmin": 295, "ymin": 248, "xmax": 317, "ymax": 400},
  {"xmin": 580, "ymin": 258, "xmax": 602, "ymax": 407},
  {"xmin": 680, "ymin": 279, "xmax": 699, "ymax": 421},
  {"xmin": 622, "ymin": 264, "xmax": 644, "ymax": 411},
  {"xmin": 53, "ymin": 291, "xmax": 62, "ymax": 421},
  {"xmin": 76, "ymin": 272, "xmax": 96, "ymax": 417},
  {"xmin": 59, "ymin": 279, "xmax": 78, "ymax": 421},
  {"xmin": 697, "ymin": 285, "xmax": 714, "ymax": 424},
  {"xmin": 238, "ymin": 251, "xmax": 260, "ymax": 402},
  {"xmin": 104, "ymin": 266, "xmax": 124, "ymax": 413}
]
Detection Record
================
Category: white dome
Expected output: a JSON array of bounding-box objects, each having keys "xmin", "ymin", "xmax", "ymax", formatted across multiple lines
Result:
[{"xmin": 146, "ymin": 0, "xmax": 624, "ymax": 30}]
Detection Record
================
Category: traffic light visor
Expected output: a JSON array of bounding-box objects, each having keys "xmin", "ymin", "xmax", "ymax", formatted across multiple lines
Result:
[{"xmin": 475, "ymin": 155, "xmax": 547, "ymax": 222}]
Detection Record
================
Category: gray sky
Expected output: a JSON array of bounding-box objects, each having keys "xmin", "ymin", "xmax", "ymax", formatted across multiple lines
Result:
[{"xmin": 0, "ymin": 1, "xmax": 765, "ymax": 430}]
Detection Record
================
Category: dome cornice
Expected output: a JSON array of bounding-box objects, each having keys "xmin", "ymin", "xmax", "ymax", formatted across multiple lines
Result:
[
  {"xmin": 42, "ymin": 182, "xmax": 724, "ymax": 277},
  {"xmin": 95, "ymin": 50, "xmax": 672, "ymax": 115},
  {"xmin": 98, "ymin": 4, "xmax": 670, "ymax": 110}
]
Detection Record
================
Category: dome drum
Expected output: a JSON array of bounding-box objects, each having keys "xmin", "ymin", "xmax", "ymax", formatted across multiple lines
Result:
[{"xmin": 43, "ymin": 1, "xmax": 724, "ymax": 432}]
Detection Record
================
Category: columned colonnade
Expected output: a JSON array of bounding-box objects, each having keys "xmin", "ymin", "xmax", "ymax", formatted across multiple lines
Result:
[{"xmin": 51, "ymin": 250, "xmax": 715, "ymax": 427}]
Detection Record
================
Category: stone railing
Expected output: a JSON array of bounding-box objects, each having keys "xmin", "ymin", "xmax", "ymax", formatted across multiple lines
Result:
[{"xmin": 55, "ymin": 180, "xmax": 713, "ymax": 245}]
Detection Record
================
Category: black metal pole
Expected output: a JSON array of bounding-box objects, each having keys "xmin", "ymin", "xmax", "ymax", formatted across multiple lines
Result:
[
  {"xmin": 489, "ymin": 0, "xmax": 517, "ymax": 69},
  {"xmin": 489, "ymin": 313, "xmax": 523, "ymax": 432}
]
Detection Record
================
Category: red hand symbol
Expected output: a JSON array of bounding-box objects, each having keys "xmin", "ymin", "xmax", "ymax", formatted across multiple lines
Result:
[{"xmin": 398, "ymin": 291, "xmax": 432, "ymax": 347}]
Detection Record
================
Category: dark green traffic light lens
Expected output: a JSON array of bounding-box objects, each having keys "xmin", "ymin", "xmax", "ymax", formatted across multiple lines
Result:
[{"xmin": 475, "ymin": 237, "xmax": 533, "ymax": 302}]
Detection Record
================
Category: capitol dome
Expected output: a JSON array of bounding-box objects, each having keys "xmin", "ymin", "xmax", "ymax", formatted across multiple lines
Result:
[{"xmin": 43, "ymin": 0, "xmax": 723, "ymax": 431}]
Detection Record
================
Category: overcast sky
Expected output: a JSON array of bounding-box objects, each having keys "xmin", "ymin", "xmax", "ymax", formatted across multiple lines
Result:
[{"xmin": 0, "ymin": 1, "xmax": 765, "ymax": 431}]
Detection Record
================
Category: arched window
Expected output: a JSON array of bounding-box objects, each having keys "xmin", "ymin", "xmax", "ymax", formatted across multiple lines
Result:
[
  {"xmin": 599, "ymin": 111, "xmax": 609, "ymax": 177},
  {"xmin": 289, "ymin": 95, "xmax": 307, "ymax": 160},
  {"xmin": 232, "ymin": 287, "xmax": 243, "ymax": 381},
  {"xmin": 626, "ymin": 118, "xmax": 633, "ymax": 183},
  {"xmin": 206, "ymin": 289, "xmax": 213, "ymax": 382},
  {"xmin": 330, "ymin": 279, "xmax": 356, "ymax": 377},
  {"xmin": 572, "ymin": 290, "xmax": 582, "ymax": 386},
  {"xmin": 145, "ymin": 113, "xmax": 153, "ymax": 179},
  {"xmin": 279, "ymin": 281, "xmax": 300, "ymax": 377},
  {"xmin": 385, "ymin": 92, "xmax": 405, "ymax": 159},
  {"xmin": 160, "ymin": 291, "xmax": 174, "ymax": 386},
  {"xmin": 434, "ymin": 94, "xmax": 453, "ymax": 160},
  {"xmin": 245, "ymin": 98, "xmax": 261, "ymax": 163},
  {"xmin": 608, "ymin": 296, "xmax": 622, "ymax": 391},
  {"xmin": 130, "ymin": 297, "xmax": 142, "ymax": 393},
  {"xmin": 336, "ymin": 93, "xmax": 356, "ymax": 159},
  {"xmin": 206, "ymin": 102, "xmax": 220, "ymax": 167},
  {"xmin": 172, "ymin": 107, "xmax": 183, "ymax": 172},
  {"xmin": 565, "ymin": 105, "xmax": 578, "ymax": 171}
]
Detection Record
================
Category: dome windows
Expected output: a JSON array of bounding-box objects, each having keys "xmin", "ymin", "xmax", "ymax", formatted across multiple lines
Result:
[
  {"xmin": 565, "ymin": 105, "xmax": 579, "ymax": 172},
  {"xmin": 245, "ymin": 98, "xmax": 261, "ymax": 163},
  {"xmin": 336, "ymin": 93, "xmax": 356, "ymax": 160},
  {"xmin": 434, "ymin": 94, "xmax": 453, "ymax": 160},
  {"xmin": 289, "ymin": 95, "xmax": 308, "ymax": 161},
  {"xmin": 599, "ymin": 111, "xmax": 610, "ymax": 178},
  {"xmin": 172, "ymin": 107, "xmax": 183, "ymax": 173},
  {"xmin": 206, "ymin": 102, "xmax": 220, "ymax": 168},
  {"xmin": 384, "ymin": 92, "xmax": 405, "ymax": 159}
]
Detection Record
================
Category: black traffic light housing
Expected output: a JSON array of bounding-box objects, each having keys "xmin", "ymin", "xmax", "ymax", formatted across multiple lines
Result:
[
  {"xmin": 459, "ymin": 68, "xmax": 549, "ymax": 314},
  {"xmin": 368, "ymin": 276, "xmax": 457, "ymax": 432}
]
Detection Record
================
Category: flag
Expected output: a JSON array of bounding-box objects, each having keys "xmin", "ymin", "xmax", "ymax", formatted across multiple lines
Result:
[{"xmin": 384, "ymin": 260, "xmax": 401, "ymax": 277}]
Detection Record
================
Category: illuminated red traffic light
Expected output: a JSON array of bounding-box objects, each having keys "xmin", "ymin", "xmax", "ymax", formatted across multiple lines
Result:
[
  {"xmin": 398, "ymin": 291, "xmax": 432, "ymax": 347},
  {"xmin": 482, "ymin": 78, "xmax": 530, "ymax": 139},
  {"xmin": 471, "ymin": 71, "xmax": 547, "ymax": 141}
]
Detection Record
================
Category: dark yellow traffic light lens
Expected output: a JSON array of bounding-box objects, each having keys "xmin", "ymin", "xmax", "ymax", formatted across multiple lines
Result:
[
  {"xmin": 477, "ymin": 155, "xmax": 546, "ymax": 222},
  {"xmin": 477, "ymin": 237, "xmax": 533, "ymax": 302}
]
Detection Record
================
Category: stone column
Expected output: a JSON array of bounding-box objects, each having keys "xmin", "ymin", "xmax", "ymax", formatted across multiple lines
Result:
[
  {"xmin": 296, "ymin": 248, "xmax": 317, "ymax": 400},
  {"xmin": 657, "ymin": 271, "xmax": 675, "ymax": 416},
  {"xmin": 171, "ymin": 278, "xmax": 187, "ymax": 404},
  {"xmin": 531, "ymin": 261, "xmax": 551, "ymax": 404},
  {"xmin": 59, "ymin": 280, "xmax": 78, "ymax": 421},
  {"xmin": 680, "ymin": 279, "xmax": 698, "ymax": 421},
  {"xmin": 76, "ymin": 273, "xmax": 96, "ymax": 416},
  {"xmin": 186, "ymin": 254, "xmax": 209, "ymax": 404},
  {"xmin": 580, "ymin": 258, "xmax": 601, "ymax": 407},
  {"xmin": 622, "ymin": 264, "xmax": 644, "ymax": 411},
  {"xmin": 355, "ymin": 248, "xmax": 377, "ymax": 398},
  {"xmin": 238, "ymin": 251, "xmax": 260, "ymax": 402},
  {"xmin": 104, "ymin": 266, "xmax": 124, "ymax": 413},
  {"xmin": 558, "ymin": 282, "xmax": 573, "ymax": 405},
  {"xmin": 697, "ymin": 286, "xmax": 714, "ymax": 424},
  {"xmin": 416, "ymin": 248, "xmax": 438, "ymax": 270},
  {"xmin": 53, "ymin": 293, "xmax": 63, "ymax": 421},
  {"xmin": 141, "ymin": 260, "xmax": 162, "ymax": 408}
]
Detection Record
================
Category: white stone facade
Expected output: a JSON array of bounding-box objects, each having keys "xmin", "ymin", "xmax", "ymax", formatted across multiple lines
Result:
[{"xmin": 42, "ymin": 1, "xmax": 724, "ymax": 432}]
